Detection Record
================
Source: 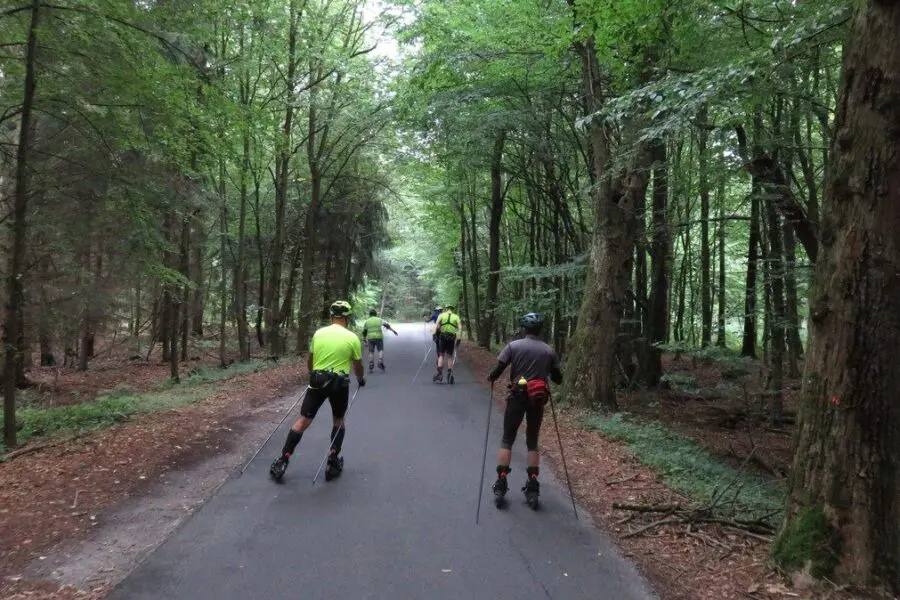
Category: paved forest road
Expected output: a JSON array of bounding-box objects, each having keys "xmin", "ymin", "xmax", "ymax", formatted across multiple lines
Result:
[{"xmin": 107, "ymin": 323, "xmax": 656, "ymax": 600}]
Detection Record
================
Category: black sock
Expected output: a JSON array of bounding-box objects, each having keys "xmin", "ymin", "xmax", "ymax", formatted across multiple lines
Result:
[
  {"xmin": 330, "ymin": 426, "xmax": 345, "ymax": 455},
  {"xmin": 282, "ymin": 429, "xmax": 303, "ymax": 457},
  {"xmin": 526, "ymin": 466, "xmax": 539, "ymax": 479},
  {"xmin": 497, "ymin": 465, "xmax": 510, "ymax": 476}
]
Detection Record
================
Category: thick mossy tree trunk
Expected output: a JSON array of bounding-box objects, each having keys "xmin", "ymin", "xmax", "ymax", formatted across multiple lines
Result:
[{"xmin": 775, "ymin": 2, "xmax": 900, "ymax": 590}]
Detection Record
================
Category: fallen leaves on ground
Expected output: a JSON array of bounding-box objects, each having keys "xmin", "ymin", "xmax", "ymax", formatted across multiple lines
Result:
[
  {"xmin": 0, "ymin": 357, "xmax": 304, "ymax": 599},
  {"xmin": 462, "ymin": 341, "xmax": 798, "ymax": 600}
]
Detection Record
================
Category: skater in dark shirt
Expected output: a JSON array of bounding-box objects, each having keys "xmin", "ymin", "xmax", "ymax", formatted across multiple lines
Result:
[{"xmin": 486, "ymin": 312, "xmax": 562, "ymax": 509}]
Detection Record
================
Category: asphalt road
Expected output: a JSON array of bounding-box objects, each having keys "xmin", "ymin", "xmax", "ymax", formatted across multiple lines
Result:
[{"xmin": 107, "ymin": 323, "xmax": 656, "ymax": 600}]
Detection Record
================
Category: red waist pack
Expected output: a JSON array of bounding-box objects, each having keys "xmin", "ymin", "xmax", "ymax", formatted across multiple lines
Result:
[{"xmin": 516, "ymin": 378, "xmax": 549, "ymax": 406}]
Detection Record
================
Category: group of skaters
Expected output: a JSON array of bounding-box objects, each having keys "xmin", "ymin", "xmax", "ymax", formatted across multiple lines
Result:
[{"xmin": 269, "ymin": 299, "xmax": 563, "ymax": 510}]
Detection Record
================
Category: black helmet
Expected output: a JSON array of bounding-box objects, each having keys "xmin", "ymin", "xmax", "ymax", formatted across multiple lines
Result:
[
  {"xmin": 329, "ymin": 300, "xmax": 352, "ymax": 317},
  {"xmin": 520, "ymin": 312, "xmax": 543, "ymax": 330},
  {"xmin": 369, "ymin": 309, "xmax": 377, "ymax": 316}
]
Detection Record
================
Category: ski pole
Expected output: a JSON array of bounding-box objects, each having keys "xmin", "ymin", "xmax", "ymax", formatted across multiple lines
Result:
[
  {"xmin": 475, "ymin": 382, "xmax": 494, "ymax": 525},
  {"xmin": 239, "ymin": 388, "xmax": 308, "ymax": 476},
  {"xmin": 411, "ymin": 343, "xmax": 433, "ymax": 385},
  {"xmin": 548, "ymin": 395, "xmax": 578, "ymax": 520},
  {"xmin": 312, "ymin": 385, "xmax": 362, "ymax": 485}
]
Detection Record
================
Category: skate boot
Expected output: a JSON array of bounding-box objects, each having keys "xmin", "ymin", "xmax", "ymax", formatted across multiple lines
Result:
[
  {"xmin": 492, "ymin": 468, "xmax": 509, "ymax": 508},
  {"xmin": 432, "ymin": 369, "xmax": 443, "ymax": 383},
  {"xmin": 378, "ymin": 362, "xmax": 385, "ymax": 372},
  {"xmin": 447, "ymin": 369, "xmax": 454, "ymax": 385},
  {"xmin": 523, "ymin": 477, "xmax": 540, "ymax": 510},
  {"xmin": 369, "ymin": 361, "xmax": 375, "ymax": 373},
  {"xmin": 324, "ymin": 452, "xmax": 344, "ymax": 482},
  {"xmin": 269, "ymin": 455, "xmax": 289, "ymax": 482}
]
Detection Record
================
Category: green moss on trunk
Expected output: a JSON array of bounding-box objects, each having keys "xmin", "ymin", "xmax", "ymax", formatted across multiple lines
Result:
[{"xmin": 772, "ymin": 506, "xmax": 841, "ymax": 578}]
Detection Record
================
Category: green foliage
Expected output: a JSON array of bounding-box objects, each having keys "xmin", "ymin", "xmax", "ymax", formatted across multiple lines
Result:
[
  {"xmin": 583, "ymin": 413, "xmax": 783, "ymax": 521},
  {"xmin": 772, "ymin": 506, "xmax": 841, "ymax": 578},
  {"xmin": 659, "ymin": 371, "xmax": 698, "ymax": 390}
]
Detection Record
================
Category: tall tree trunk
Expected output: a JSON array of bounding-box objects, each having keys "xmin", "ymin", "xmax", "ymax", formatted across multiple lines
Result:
[
  {"xmin": 134, "ymin": 276, "xmax": 143, "ymax": 348},
  {"xmin": 266, "ymin": 0, "xmax": 299, "ymax": 357},
  {"xmin": 564, "ymin": 40, "xmax": 652, "ymax": 409},
  {"xmin": 467, "ymin": 194, "xmax": 482, "ymax": 343},
  {"xmin": 235, "ymin": 131, "xmax": 250, "ymax": 361},
  {"xmin": 741, "ymin": 185, "xmax": 760, "ymax": 357},
  {"xmin": 782, "ymin": 220, "xmax": 802, "ymax": 376},
  {"xmin": 254, "ymin": 175, "xmax": 265, "ymax": 348},
  {"xmin": 643, "ymin": 139, "xmax": 668, "ymax": 385},
  {"xmin": 191, "ymin": 221, "xmax": 204, "ymax": 336},
  {"xmin": 296, "ymin": 64, "xmax": 324, "ymax": 354},
  {"xmin": 79, "ymin": 246, "xmax": 92, "ymax": 372},
  {"xmin": 778, "ymin": 4, "xmax": 900, "ymax": 589},
  {"xmin": 180, "ymin": 217, "xmax": 190, "ymax": 363},
  {"xmin": 764, "ymin": 198, "xmax": 785, "ymax": 421},
  {"xmin": 698, "ymin": 106, "xmax": 712, "ymax": 347},
  {"xmin": 176, "ymin": 217, "xmax": 189, "ymax": 376},
  {"xmin": 38, "ymin": 257, "xmax": 53, "ymax": 366},
  {"xmin": 481, "ymin": 131, "xmax": 506, "ymax": 348},
  {"xmin": 3, "ymin": 0, "xmax": 39, "ymax": 448},
  {"xmin": 716, "ymin": 161, "xmax": 727, "ymax": 347},
  {"xmin": 459, "ymin": 201, "xmax": 471, "ymax": 335},
  {"xmin": 219, "ymin": 158, "xmax": 228, "ymax": 367}
]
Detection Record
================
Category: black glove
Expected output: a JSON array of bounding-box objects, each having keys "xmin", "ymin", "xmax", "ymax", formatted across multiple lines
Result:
[
  {"xmin": 487, "ymin": 373, "xmax": 496, "ymax": 383},
  {"xmin": 394, "ymin": 331, "xmax": 399, "ymax": 336},
  {"xmin": 357, "ymin": 377, "xmax": 366, "ymax": 388}
]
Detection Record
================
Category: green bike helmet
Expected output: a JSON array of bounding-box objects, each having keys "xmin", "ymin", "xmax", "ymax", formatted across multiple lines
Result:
[{"xmin": 330, "ymin": 300, "xmax": 352, "ymax": 317}]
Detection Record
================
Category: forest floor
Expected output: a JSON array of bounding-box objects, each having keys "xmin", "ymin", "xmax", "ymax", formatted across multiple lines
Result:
[
  {"xmin": 0, "ymin": 335, "xmax": 862, "ymax": 600},
  {"xmin": 463, "ymin": 342, "xmax": 862, "ymax": 600},
  {"xmin": 0, "ymin": 337, "xmax": 305, "ymax": 600}
]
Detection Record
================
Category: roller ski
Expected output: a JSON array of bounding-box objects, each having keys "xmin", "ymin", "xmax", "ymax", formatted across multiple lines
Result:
[
  {"xmin": 378, "ymin": 362, "xmax": 385, "ymax": 372},
  {"xmin": 492, "ymin": 470, "xmax": 509, "ymax": 508},
  {"xmin": 324, "ymin": 452, "xmax": 344, "ymax": 482},
  {"xmin": 432, "ymin": 368, "xmax": 443, "ymax": 384},
  {"xmin": 369, "ymin": 360, "xmax": 375, "ymax": 374},
  {"xmin": 447, "ymin": 369, "xmax": 454, "ymax": 384},
  {"xmin": 269, "ymin": 455, "xmax": 289, "ymax": 483},
  {"xmin": 523, "ymin": 477, "xmax": 540, "ymax": 510}
]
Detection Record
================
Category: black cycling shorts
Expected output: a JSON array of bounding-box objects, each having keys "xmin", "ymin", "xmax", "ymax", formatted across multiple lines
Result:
[
  {"xmin": 438, "ymin": 332, "xmax": 456, "ymax": 356},
  {"xmin": 501, "ymin": 391, "xmax": 545, "ymax": 451},
  {"xmin": 300, "ymin": 374, "xmax": 350, "ymax": 420},
  {"xmin": 367, "ymin": 339, "xmax": 384, "ymax": 352}
]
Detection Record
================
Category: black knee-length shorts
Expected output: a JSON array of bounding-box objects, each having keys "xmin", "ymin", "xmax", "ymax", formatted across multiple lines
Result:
[
  {"xmin": 501, "ymin": 392, "xmax": 545, "ymax": 451},
  {"xmin": 300, "ymin": 374, "xmax": 350, "ymax": 420}
]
